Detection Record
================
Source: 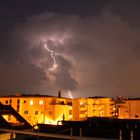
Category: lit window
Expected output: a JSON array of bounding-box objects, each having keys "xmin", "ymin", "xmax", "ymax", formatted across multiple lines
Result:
[
  {"xmin": 80, "ymin": 102, "xmax": 85, "ymax": 105},
  {"xmin": 39, "ymin": 100, "xmax": 43, "ymax": 105},
  {"xmin": 30, "ymin": 100, "xmax": 33, "ymax": 105},
  {"xmin": 80, "ymin": 102, "xmax": 85, "ymax": 107}
]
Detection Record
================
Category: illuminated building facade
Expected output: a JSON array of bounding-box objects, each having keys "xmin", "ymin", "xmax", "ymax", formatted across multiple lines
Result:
[
  {"xmin": 117, "ymin": 99, "xmax": 140, "ymax": 119},
  {"xmin": 72, "ymin": 97, "xmax": 115, "ymax": 120},
  {"xmin": 1, "ymin": 94, "xmax": 140, "ymax": 126},
  {"xmin": 0, "ymin": 94, "xmax": 72, "ymax": 126}
]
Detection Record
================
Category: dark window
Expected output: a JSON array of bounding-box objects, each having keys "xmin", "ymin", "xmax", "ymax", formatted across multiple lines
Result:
[
  {"xmin": 59, "ymin": 101, "xmax": 65, "ymax": 105},
  {"xmin": 8, "ymin": 115, "xmax": 11, "ymax": 121},
  {"xmin": 17, "ymin": 104, "xmax": 20, "ymax": 112},
  {"xmin": 5, "ymin": 100, "xmax": 8, "ymax": 104},
  {"xmin": 80, "ymin": 110, "xmax": 86, "ymax": 114},
  {"xmin": 24, "ymin": 110, "xmax": 28, "ymax": 114},
  {"xmin": 80, "ymin": 105, "xmax": 85, "ymax": 108},
  {"xmin": 17, "ymin": 99, "xmax": 20, "ymax": 104},
  {"xmin": 17, "ymin": 104, "xmax": 20, "ymax": 109},
  {"xmin": 9, "ymin": 99, "xmax": 12, "ymax": 104},
  {"xmin": 24, "ymin": 100, "xmax": 26, "ymax": 103},
  {"xmin": 61, "ymin": 101, "xmax": 65, "ymax": 105},
  {"xmin": 48, "ymin": 111, "xmax": 52, "ymax": 115},
  {"xmin": 69, "ymin": 110, "xmax": 72, "ymax": 115},
  {"xmin": 68, "ymin": 102, "xmax": 72, "ymax": 106},
  {"xmin": 35, "ymin": 111, "xmax": 38, "ymax": 115}
]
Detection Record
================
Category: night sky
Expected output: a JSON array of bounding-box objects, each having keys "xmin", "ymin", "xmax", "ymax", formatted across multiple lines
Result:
[{"xmin": 0, "ymin": 0, "xmax": 140, "ymax": 98}]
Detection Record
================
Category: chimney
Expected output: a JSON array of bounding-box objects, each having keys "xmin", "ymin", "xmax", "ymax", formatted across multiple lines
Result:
[
  {"xmin": 58, "ymin": 90, "xmax": 61, "ymax": 98},
  {"xmin": 15, "ymin": 93, "xmax": 21, "ymax": 97}
]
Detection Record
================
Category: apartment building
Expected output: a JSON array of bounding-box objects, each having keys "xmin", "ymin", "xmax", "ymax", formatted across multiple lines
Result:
[
  {"xmin": 0, "ymin": 94, "xmax": 72, "ymax": 126},
  {"xmin": 117, "ymin": 98, "xmax": 140, "ymax": 119},
  {"xmin": 72, "ymin": 97, "xmax": 115, "ymax": 120},
  {"xmin": 2, "ymin": 93, "xmax": 140, "ymax": 126}
]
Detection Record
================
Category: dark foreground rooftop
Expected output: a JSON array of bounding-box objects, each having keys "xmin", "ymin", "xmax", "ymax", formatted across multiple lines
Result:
[
  {"xmin": 36, "ymin": 117, "xmax": 140, "ymax": 140},
  {"xmin": 0, "ymin": 102, "xmax": 32, "ymax": 130}
]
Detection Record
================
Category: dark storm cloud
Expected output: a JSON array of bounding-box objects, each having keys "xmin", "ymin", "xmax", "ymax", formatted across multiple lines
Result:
[
  {"xmin": 0, "ymin": 1, "xmax": 140, "ymax": 97},
  {"xmin": 52, "ymin": 55, "xmax": 78, "ymax": 91},
  {"xmin": 0, "ymin": 62, "xmax": 47, "ymax": 94},
  {"xmin": 104, "ymin": 0, "xmax": 140, "ymax": 27},
  {"xmin": 0, "ymin": 13, "xmax": 81, "ymax": 94}
]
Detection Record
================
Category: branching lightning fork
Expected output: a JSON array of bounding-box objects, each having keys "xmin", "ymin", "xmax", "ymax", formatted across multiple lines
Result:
[{"xmin": 44, "ymin": 44, "xmax": 57, "ymax": 70}]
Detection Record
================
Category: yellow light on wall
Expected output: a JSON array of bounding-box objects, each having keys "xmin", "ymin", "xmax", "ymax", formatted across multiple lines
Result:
[
  {"xmin": 30, "ymin": 100, "xmax": 33, "ymax": 105},
  {"xmin": 44, "ymin": 116, "xmax": 63, "ymax": 125},
  {"xmin": 39, "ymin": 100, "xmax": 43, "ymax": 105}
]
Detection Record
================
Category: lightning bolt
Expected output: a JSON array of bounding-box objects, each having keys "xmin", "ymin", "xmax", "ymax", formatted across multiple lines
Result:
[
  {"xmin": 68, "ymin": 90, "xmax": 73, "ymax": 99},
  {"xmin": 44, "ymin": 44, "xmax": 57, "ymax": 71}
]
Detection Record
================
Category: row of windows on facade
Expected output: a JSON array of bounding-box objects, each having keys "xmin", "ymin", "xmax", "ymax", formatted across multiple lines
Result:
[
  {"xmin": 24, "ymin": 110, "xmax": 38, "ymax": 115},
  {"xmin": 5, "ymin": 99, "xmax": 20, "ymax": 104},
  {"xmin": 23, "ymin": 110, "xmax": 72, "ymax": 115},
  {"xmin": 5, "ymin": 99, "xmax": 44, "ymax": 105},
  {"xmin": 80, "ymin": 102, "xmax": 114, "ymax": 106},
  {"xmin": 5, "ymin": 99, "xmax": 72, "ymax": 106}
]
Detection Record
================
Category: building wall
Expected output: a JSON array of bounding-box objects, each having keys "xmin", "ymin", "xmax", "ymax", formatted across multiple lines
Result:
[
  {"xmin": 118, "ymin": 100, "xmax": 140, "ymax": 119},
  {"xmin": 88, "ymin": 98, "xmax": 115, "ymax": 117},
  {"xmin": 72, "ymin": 98, "xmax": 87, "ymax": 120},
  {"xmin": 72, "ymin": 98, "xmax": 79, "ymax": 120},
  {"xmin": 130, "ymin": 100, "xmax": 140, "ymax": 119},
  {"xmin": 2, "ymin": 95, "xmax": 140, "ymax": 125},
  {"xmin": 0, "ymin": 96, "xmax": 72, "ymax": 126},
  {"xmin": 72, "ymin": 97, "xmax": 115, "ymax": 121}
]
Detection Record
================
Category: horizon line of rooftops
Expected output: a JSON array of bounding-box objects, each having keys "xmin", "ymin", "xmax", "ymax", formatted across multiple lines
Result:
[{"xmin": 0, "ymin": 93, "xmax": 140, "ymax": 100}]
